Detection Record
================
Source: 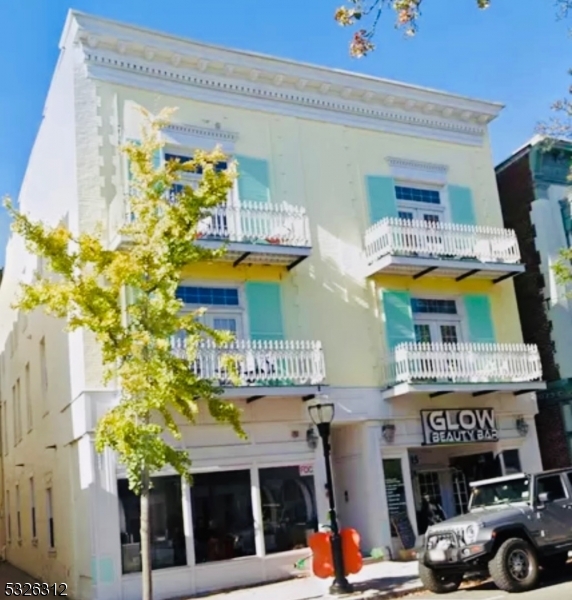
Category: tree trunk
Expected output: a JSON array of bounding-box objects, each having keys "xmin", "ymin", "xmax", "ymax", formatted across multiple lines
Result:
[{"xmin": 140, "ymin": 467, "xmax": 153, "ymax": 600}]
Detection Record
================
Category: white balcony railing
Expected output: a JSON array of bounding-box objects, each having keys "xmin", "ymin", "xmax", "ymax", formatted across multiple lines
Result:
[
  {"xmin": 364, "ymin": 218, "xmax": 521, "ymax": 265},
  {"xmin": 193, "ymin": 202, "xmax": 311, "ymax": 247},
  {"xmin": 387, "ymin": 342, "xmax": 542, "ymax": 386},
  {"xmin": 109, "ymin": 194, "xmax": 311, "ymax": 249},
  {"xmin": 171, "ymin": 338, "xmax": 325, "ymax": 387}
]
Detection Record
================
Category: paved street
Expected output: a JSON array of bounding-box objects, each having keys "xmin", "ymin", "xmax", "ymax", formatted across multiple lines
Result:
[{"xmin": 406, "ymin": 563, "xmax": 572, "ymax": 600}]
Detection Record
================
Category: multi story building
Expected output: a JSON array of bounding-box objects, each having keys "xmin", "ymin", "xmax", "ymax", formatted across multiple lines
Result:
[
  {"xmin": 496, "ymin": 135, "xmax": 572, "ymax": 468},
  {"xmin": 0, "ymin": 10, "xmax": 545, "ymax": 600}
]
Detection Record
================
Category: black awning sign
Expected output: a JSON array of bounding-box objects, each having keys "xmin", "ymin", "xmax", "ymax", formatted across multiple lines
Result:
[{"xmin": 421, "ymin": 408, "xmax": 498, "ymax": 446}]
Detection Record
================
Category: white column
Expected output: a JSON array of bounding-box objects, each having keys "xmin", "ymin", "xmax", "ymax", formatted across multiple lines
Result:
[
  {"xmin": 312, "ymin": 436, "xmax": 329, "ymax": 528},
  {"xmin": 250, "ymin": 466, "xmax": 265, "ymax": 558},
  {"xmin": 399, "ymin": 452, "xmax": 418, "ymax": 538},
  {"xmin": 89, "ymin": 443, "xmax": 122, "ymax": 600},
  {"xmin": 181, "ymin": 480, "xmax": 195, "ymax": 566},
  {"xmin": 362, "ymin": 425, "xmax": 390, "ymax": 552}
]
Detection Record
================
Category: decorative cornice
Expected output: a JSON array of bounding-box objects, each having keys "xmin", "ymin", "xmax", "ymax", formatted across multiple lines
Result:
[
  {"xmin": 386, "ymin": 157, "xmax": 449, "ymax": 175},
  {"xmin": 163, "ymin": 123, "xmax": 238, "ymax": 144},
  {"xmin": 386, "ymin": 157, "xmax": 449, "ymax": 184},
  {"xmin": 63, "ymin": 11, "xmax": 504, "ymax": 146}
]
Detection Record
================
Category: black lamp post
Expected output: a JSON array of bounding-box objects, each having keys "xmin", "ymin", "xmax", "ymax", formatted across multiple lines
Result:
[{"xmin": 308, "ymin": 401, "xmax": 354, "ymax": 595}]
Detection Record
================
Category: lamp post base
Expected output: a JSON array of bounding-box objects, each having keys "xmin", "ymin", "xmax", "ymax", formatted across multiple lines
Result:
[{"xmin": 329, "ymin": 579, "xmax": 354, "ymax": 595}]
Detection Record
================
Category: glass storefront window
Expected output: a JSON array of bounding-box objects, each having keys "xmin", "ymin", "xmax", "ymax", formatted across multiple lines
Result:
[
  {"xmin": 118, "ymin": 476, "xmax": 187, "ymax": 574},
  {"xmin": 259, "ymin": 466, "xmax": 317, "ymax": 554},
  {"xmin": 191, "ymin": 470, "xmax": 255, "ymax": 563}
]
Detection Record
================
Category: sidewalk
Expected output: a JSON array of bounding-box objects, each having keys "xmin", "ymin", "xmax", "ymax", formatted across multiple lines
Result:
[{"xmin": 187, "ymin": 560, "xmax": 422, "ymax": 600}]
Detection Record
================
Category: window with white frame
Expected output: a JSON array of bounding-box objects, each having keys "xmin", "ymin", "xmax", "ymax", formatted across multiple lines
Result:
[
  {"xmin": 6, "ymin": 490, "xmax": 11, "ymax": 543},
  {"xmin": 15, "ymin": 484, "xmax": 21, "ymax": 540},
  {"xmin": 30, "ymin": 477, "xmax": 36, "ymax": 540},
  {"xmin": 176, "ymin": 285, "xmax": 244, "ymax": 337},
  {"xmin": 2, "ymin": 401, "xmax": 7, "ymax": 456},
  {"xmin": 411, "ymin": 298, "xmax": 462, "ymax": 345},
  {"xmin": 46, "ymin": 487, "xmax": 55, "ymax": 549},
  {"xmin": 25, "ymin": 363, "xmax": 32, "ymax": 432},
  {"xmin": 395, "ymin": 184, "xmax": 445, "ymax": 223}
]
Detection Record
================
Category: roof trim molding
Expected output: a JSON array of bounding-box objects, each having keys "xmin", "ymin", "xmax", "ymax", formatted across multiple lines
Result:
[{"xmin": 63, "ymin": 11, "xmax": 504, "ymax": 146}]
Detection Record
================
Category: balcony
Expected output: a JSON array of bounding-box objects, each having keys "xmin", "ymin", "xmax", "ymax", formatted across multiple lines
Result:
[
  {"xmin": 364, "ymin": 218, "xmax": 524, "ymax": 281},
  {"xmin": 109, "ymin": 194, "xmax": 312, "ymax": 269},
  {"xmin": 171, "ymin": 338, "xmax": 326, "ymax": 402},
  {"xmin": 382, "ymin": 342, "xmax": 545, "ymax": 399}
]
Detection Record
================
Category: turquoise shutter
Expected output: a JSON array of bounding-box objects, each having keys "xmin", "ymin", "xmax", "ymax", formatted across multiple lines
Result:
[
  {"xmin": 381, "ymin": 290, "xmax": 415, "ymax": 350},
  {"xmin": 236, "ymin": 156, "xmax": 271, "ymax": 203},
  {"xmin": 559, "ymin": 199, "xmax": 572, "ymax": 246},
  {"xmin": 245, "ymin": 282, "xmax": 284, "ymax": 341},
  {"xmin": 463, "ymin": 295, "xmax": 495, "ymax": 343},
  {"xmin": 365, "ymin": 176, "xmax": 398, "ymax": 224},
  {"xmin": 448, "ymin": 185, "xmax": 476, "ymax": 225},
  {"xmin": 152, "ymin": 147, "xmax": 164, "ymax": 170}
]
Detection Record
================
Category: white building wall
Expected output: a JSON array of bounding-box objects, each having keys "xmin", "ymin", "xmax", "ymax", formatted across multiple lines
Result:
[
  {"xmin": 0, "ymin": 38, "xmax": 98, "ymax": 598},
  {"xmin": 531, "ymin": 183, "xmax": 572, "ymax": 379}
]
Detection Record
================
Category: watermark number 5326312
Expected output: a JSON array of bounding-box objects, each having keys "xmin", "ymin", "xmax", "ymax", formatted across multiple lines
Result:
[{"xmin": 5, "ymin": 582, "xmax": 68, "ymax": 595}]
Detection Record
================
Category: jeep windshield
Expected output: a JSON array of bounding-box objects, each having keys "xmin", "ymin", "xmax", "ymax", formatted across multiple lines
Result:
[{"xmin": 468, "ymin": 475, "xmax": 531, "ymax": 511}]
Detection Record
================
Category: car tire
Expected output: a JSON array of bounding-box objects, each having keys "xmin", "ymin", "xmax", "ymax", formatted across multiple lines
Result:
[
  {"xmin": 488, "ymin": 537, "xmax": 540, "ymax": 593},
  {"xmin": 418, "ymin": 562, "xmax": 463, "ymax": 594}
]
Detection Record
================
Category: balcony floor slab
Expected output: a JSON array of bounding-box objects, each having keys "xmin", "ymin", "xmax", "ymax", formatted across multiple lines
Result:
[
  {"xmin": 222, "ymin": 384, "xmax": 326, "ymax": 402},
  {"xmin": 365, "ymin": 254, "xmax": 525, "ymax": 281},
  {"xmin": 382, "ymin": 381, "xmax": 546, "ymax": 400},
  {"xmin": 196, "ymin": 240, "xmax": 312, "ymax": 267}
]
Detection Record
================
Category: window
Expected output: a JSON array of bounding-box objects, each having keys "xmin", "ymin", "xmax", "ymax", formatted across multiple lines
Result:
[
  {"xmin": 259, "ymin": 466, "xmax": 317, "ymax": 554},
  {"xmin": 191, "ymin": 470, "xmax": 255, "ymax": 563},
  {"xmin": 39, "ymin": 338, "xmax": 47, "ymax": 394},
  {"xmin": 177, "ymin": 286, "xmax": 244, "ymax": 337},
  {"xmin": 118, "ymin": 476, "xmax": 186, "ymax": 574},
  {"xmin": 15, "ymin": 379, "xmax": 21, "ymax": 444},
  {"xmin": 165, "ymin": 153, "xmax": 228, "ymax": 174},
  {"xmin": 536, "ymin": 475, "xmax": 567, "ymax": 501},
  {"xmin": 30, "ymin": 478, "xmax": 36, "ymax": 539},
  {"xmin": 395, "ymin": 186, "xmax": 441, "ymax": 205},
  {"xmin": 15, "ymin": 485, "xmax": 21, "ymax": 540},
  {"xmin": 46, "ymin": 488, "xmax": 55, "ymax": 548},
  {"xmin": 177, "ymin": 286, "xmax": 239, "ymax": 306},
  {"xmin": 25, "ymin": 363, "xmax": 32, "ymax": 432},
  {"xmin": 12, "ymin": 385, "xmax": 16, "ymax": 447},
  {"xmin": 411, "ymin": 299, "xmax": 457, "ymax": 315},
  {"xmin": 562, "ymin": 401, "xmax": 572, "ymax": 457},
  {"xmin": 1, "ymin": 402, "xmax": 6, "ymax": 456},
  {"xmin": 6, "ymin": 491, "xmax": 11, "ymax": 542},
  {"xmin": 412, "ymin": 298, "xmax": 462, "ymax": 345},
  {"xmin": 501, "ymin": 450, "xmax": 521, "ymax": 475}
]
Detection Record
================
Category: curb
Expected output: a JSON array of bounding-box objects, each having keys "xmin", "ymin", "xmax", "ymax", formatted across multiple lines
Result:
[{"xmin": 322, "ymin": 583, "xmax": 424, "ymax": 600}]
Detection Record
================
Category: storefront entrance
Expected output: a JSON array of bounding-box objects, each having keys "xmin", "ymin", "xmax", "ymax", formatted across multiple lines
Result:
[{"xmin": 409, "ymin": 446, "xmax": 517, "ymax": 534}]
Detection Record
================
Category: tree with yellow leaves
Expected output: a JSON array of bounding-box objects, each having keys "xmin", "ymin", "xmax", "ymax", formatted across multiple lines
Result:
[
  {"xmin": 334, "ymin": 1, "xmax": 572, "ymax": 58},
  {"xmin": 5, "ymin": 109, "xmax": 244, "ymax": 600}
]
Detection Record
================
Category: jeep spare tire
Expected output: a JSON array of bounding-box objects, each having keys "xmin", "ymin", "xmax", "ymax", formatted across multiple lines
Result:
[
  {"xmin": 418, "ymin": 562, "xmax": 462, "ymax": 594},
  {"xmin": 488, "ymin": 538, "xmax": 539, "ymax": 593}
]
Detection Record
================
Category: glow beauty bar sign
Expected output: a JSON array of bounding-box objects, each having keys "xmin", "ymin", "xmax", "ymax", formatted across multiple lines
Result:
[{"xmin": 420, "ymin": 408, "xmax": 498, "ymax": 445}]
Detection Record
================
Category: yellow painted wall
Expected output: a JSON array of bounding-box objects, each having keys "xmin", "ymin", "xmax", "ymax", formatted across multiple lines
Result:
[{"xmin": 94, "ymin": 82, "xmax": 521, "ymax": 389}]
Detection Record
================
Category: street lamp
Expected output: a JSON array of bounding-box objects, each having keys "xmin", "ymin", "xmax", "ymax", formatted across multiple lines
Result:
[{"xmin": 308, "ymin": 401, "xmax": 354, "ymax": 595}]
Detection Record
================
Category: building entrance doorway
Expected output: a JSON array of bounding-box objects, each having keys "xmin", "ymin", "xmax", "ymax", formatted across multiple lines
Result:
[{"xmin": 409, "ymin": 446, "xmax": 512, "ymax": 534}]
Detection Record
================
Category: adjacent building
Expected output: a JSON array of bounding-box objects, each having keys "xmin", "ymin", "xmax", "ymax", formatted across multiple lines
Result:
[
  {"xmin": 496, "ymin": 135, "xmax": 572, "ymax": 468},
  {"xmin": 0, "ymin": 10, "xmax": 545, "ymax": 600}
]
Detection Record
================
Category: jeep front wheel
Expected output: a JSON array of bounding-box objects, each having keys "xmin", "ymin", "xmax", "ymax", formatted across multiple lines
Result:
[
  {"xmin": 488, "ymin": 538, "xmax": 539, "ymax": 593},
  {"xmin": 419, "ymin": 562, "xmax": 462, "ymax": 594}
]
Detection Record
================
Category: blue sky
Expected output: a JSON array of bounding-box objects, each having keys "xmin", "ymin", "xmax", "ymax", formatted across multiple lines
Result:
[{"xmin": 0, "ymin": 0, "xmax": 570, "ymax": 265}]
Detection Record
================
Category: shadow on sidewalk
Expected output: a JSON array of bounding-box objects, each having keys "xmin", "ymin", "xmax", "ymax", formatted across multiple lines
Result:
[
  {"xmin": 350, "ymin": 574, "xmax": 420, "ymax": 594},
  {"xmin": 462, "ymin": 562, "xmax": 572, "ymax": 593}
]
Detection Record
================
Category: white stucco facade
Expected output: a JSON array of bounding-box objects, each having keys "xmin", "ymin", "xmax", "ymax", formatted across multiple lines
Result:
[{"xmin": 0, "ymin": 10, "xmax": 545, "ymax": 600}]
